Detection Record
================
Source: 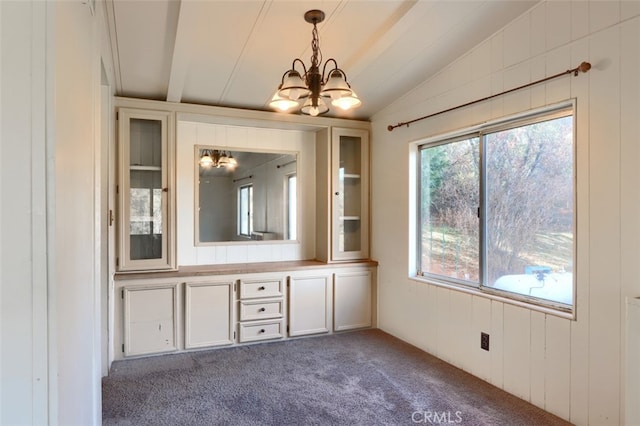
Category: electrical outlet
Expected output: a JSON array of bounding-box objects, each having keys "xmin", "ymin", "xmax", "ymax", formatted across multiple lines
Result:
[{"xmin": 481, "ymin": 332, "xmax": 490, "ymax": 351}]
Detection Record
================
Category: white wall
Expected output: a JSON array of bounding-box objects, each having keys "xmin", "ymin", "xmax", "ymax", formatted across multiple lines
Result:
[
  {"xmin": 0, "ymin": 2, "xmax": 50, "ymax": 424},
  {"xmin": 53, "ymin": 1, "xmax": 104, "ymax": 425},
  {"xmin": 177, "ymin": 121, "xmax": 316, "ymax": 265},
  {"xmin": 371, "ymin": 1, "xmax": 640, "ymax": 424},
  {"xmin": 1, "ymin": 1, "xmax": 104, "ymax": 424}
]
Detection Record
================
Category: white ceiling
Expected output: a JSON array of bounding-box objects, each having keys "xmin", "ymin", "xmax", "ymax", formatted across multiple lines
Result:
[{"xmin": 105, "ymin": 0, "xmax": 538, "ymax": 121}]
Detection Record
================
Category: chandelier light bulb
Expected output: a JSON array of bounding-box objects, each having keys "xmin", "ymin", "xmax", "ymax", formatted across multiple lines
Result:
[{"xmin": 270, "ymin": 93, "xmax": 298, "ymax": 111}]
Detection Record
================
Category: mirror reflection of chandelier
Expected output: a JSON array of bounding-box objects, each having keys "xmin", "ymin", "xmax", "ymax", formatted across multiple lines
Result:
[
  {"xmin": 199, "ymin": 149, "xmax": 237, "ymax": 169},
  {"xmin": 269, "ymin": 9, "xmax": 362, "ymax": 116}
]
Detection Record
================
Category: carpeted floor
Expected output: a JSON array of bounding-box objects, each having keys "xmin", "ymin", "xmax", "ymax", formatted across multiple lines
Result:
[{"xmin": 102, "ymin": 329, "xmax": 571, "ymax": 425}]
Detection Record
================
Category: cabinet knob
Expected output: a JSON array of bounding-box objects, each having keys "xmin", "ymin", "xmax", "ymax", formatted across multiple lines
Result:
[
  {"xmin": 258, "ymin": 286, "xmax": 265, "ymax": 290},
  {"xmin": 259, "ymin": 329, "xmax": 265, "ymax": 334},
  {"xmin": 162, "ymin": 188, "xmax": 168, "ymax": 192},
  {"xmin": 259, "ymin": 307, "xmax": 266, "ymax": 312},
  {"xmin": 335, "ymin": 192, "xmax": 340, "ymax": 196}
]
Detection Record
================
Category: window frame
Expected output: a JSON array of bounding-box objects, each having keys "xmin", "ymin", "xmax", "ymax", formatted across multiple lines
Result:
[
  {"xmin": 286, "ymin": 173, "xmax": 297, "ymax": 241},
  {"xmin": 413, "ymin": 101, "xmax": 577, "ymax": 315}
]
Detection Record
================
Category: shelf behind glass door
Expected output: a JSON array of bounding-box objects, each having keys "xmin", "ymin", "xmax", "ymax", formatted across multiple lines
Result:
[
  {"xmin": 337, "ymin": 135, "xmax": 362, "ymax": 254},
  {"xmin": 129, "ymin": 117, "xmax": 163, "ymax": 262}
]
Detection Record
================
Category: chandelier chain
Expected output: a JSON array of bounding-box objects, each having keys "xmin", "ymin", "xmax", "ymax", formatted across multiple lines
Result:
[{"xmin": 310, "ymin": 23, "xmax": 322, "ymax": 72}]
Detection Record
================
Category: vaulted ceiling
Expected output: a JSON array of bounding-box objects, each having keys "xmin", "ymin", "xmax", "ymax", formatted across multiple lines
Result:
[{"xmin": 105, "ymin": 0, "xmax": 538, "ymax": 121}]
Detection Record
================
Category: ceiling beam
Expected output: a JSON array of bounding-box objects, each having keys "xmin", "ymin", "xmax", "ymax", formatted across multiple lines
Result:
[{"xmin": 166, "ymin": 0, "xmax": 201, "ymax": 103}]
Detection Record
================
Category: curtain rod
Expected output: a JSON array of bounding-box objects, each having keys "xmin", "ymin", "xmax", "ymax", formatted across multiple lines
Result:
[
  {"xmin": 232, "ymin": 175, "xmax": 253, "ymax": 183},
  {"xmin": 276, "ymin": 160, "xmax": 296, "ymax": 169},
  {"xmin": 387, "ymin": 61, "xmax": 591, "ymax": 132}
]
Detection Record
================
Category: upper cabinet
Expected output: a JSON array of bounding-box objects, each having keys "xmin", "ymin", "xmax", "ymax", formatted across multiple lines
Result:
[
  {"xmin": 317, "ymin": 127, "xmax": 370, "ymax": 262},
  {"xmin": 117, "ymin": 108, "xmax": 175, "ymax": 271}
]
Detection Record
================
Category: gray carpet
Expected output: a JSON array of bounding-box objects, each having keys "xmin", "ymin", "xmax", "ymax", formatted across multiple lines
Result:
[{"xmin": 102, "ymin": 329, "xmax": 571, "ymax": 425}]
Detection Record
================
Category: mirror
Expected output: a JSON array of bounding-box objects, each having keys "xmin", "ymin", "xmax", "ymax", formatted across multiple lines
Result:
[{"xmin": 196, "ymin": 146, "xmax": 298, "ymax": 244}]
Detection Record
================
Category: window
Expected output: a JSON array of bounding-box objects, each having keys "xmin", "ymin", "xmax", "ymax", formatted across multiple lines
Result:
[
  {"xmin": 417, "ymin": 104, "xmax": 575, "ymax": 310},
  {"xmin": 238, "ymin": 184, "xmax": 253, "ymax": 237},
  {"xmin": 286, "ymin": 174, "xmax": 297, "ymax": 240}
]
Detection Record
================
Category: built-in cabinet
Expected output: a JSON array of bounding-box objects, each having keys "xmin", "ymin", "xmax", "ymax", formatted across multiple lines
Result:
[
  {"xmin": 117, "ymin": 108, "xmax": 175, "ymax": 271},
  {"xmin": 334, "ymin": 269, "xmax": 372, "ymax": 331},
  {"xmin": 184, "ymin": 281, "xmax": 234, "ymax": 349},
  {"xmin": 115, "ymin": 263, "xmax": 375, "ymax": 360},
  {"xmin": 112, "ymin": 99, "xmax": 375, "ymax": 364},
  {"xmin": 288, "ymin": 273, "xmax": 331, "ymax": 336},
  {"xmin": 316, "ymin": 127, "xmax": 370, "ymax": 262},
  {"xmin": 123, "ymin": 285, "xmax": 178, "ymax": 357}
]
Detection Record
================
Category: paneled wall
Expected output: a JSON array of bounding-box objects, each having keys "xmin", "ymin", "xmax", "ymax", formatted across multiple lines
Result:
[
  {"xmin": 2, "ymin": 1, "xmax": 108, "ymax": 424},
  {"xmin": 371, "ymin": 1, "xmax": 640, "ymax": 424}
]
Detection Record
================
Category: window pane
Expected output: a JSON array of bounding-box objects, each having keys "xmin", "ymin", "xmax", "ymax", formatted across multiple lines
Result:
[
  {"xmin": 238, "ymin": 185, "xmax": 253, "ymax": 236},
  {"xmin": 288, "ymin": 175, "xmax": 297, "ymax": 240},
  {"xmin": 485, "ymin": 115, "xmax": 574, "ymax": 305},
  {"xmin": 419, "ymin": 137, "xmax": 480, "ymax": 282}
]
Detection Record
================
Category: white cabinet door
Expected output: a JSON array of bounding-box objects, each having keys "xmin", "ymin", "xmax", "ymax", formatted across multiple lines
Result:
[
  {"xmin": 124, "ymin": 285, "xmax": 177, "ymax": 356},
  {"xmin": 288, "ymin": 275, "xmax": 331, "ymax": 336},
  {"xmin": 118, "ymin": 108, "xmax": 175, "ymax": 271},
  {"xmin": 334, "ymin": 270, "xmax": 372, "ymax": 331},
  {"xmin": 185, "ymin": 282, "xmax": 234, "ymax": 349},
  {"xmin": 331, "ymin": 127, "xmax": 369, "ymax": 261}
]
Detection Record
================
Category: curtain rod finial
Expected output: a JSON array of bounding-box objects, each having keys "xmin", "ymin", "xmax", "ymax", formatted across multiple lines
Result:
[
  {"xmin": 579, "ymin": 61, "xmax": 591, "ymax": 73},
  {"xmin": 387, "ymin": 125, "xmax": 395, "ymax": 132},
  {"xmin": 574, "ymin": 61, "xmax": 591, "ymax": 76}
]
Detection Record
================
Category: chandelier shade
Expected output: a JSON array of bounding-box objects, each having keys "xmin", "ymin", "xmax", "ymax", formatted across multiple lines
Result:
[
  {"xmin": 270, "ymin": 10, "xmax": 361, "ymax": 116},
  {"xmin": 301, "ymin": 96, "xmax": 329, "ymax": 117},
  {"xmin": 278, "ymin": 70, "xmax": 310, "ymax": 101},
  {"xmin": 320, "ymin": 69, "xmax": 352, "ymax": 100},
  {"xmin": 332, "ymin": 91, "xmax": 362, "ymax": 110}
]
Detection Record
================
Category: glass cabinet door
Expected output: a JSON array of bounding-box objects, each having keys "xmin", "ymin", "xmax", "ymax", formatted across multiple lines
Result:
[
  {"xmin": 118, "ymin": 109, "xmax": 174, "ymax": 271},
  {"xmin": 331, "ymin": 128, "xmax": 369, "ymax": 261}
]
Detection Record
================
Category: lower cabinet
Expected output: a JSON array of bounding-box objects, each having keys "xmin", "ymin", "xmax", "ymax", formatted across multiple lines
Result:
[
  {"xmin": 185, "ymin": 281, "xmax": 234, "ymax": 349},
  {"xmin": 116, "ymin": 263, "xmax": 375, "ymax": 360},
  {"xmin": 334, "ymin": 270, "xmax": 372, "ymax": 331},
  {"xmin": 288, "ymin": 274, "xmax": 331, "ymax": 336},
  {"xmin": 123, "ymin": 285, "xmax": 178, "ymax": 357}
]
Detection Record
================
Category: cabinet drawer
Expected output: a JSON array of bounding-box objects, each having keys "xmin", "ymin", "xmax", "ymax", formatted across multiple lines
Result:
[
  {"xmin": 239, "ymin": 279, "xmax": 283, "ymax": 299},
  {"xmin": 239, "ymin": 320, "xmax": 283, "ymax": 343},
  {"xmin": 239, "ymin": 299, "xmax": 283, "ymax": 321}
]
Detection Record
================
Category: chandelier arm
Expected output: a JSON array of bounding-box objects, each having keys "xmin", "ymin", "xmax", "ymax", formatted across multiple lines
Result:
[
  {"xmin": 292, "ymin": 58, "xmax": 308, "ymax": 78},
  {"xmin": 320, "ymin": 58, "xmax": 339, "ymax": 81},
  {"xmin": 331, "ymin": 68, "xmax": 351, "ymax": 86}
]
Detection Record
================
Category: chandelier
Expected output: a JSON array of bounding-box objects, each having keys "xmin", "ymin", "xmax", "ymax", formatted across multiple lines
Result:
[
  {"xmin": 199, "ymin": 149, "xmax": 237, "ymax": 170},
  {"xmin": 269, "ymin": 10, "xmax": 361, "ymax": 116}
]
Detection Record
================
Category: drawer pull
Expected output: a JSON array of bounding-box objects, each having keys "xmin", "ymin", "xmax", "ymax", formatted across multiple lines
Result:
[
  {"xmin": 259, "ymin": 307, "xmax": 266, "ymax": 312},
  {"xmin": 259, "ymin": 329, "xmax": 266, "ymax": 333},
  {"xmin": 258, "ymin": 286, "xmax": 265, "ymax": 290}
]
